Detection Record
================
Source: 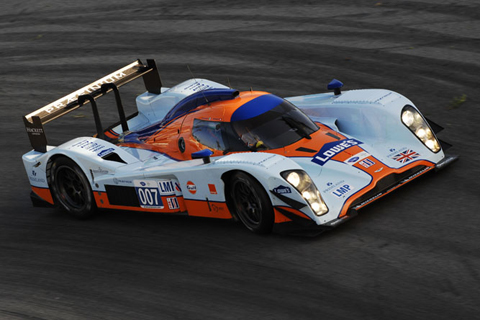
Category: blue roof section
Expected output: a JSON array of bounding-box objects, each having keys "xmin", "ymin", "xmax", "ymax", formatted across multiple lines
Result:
[
  {"xmin": 231, "ymin": 94, "xmax": 283, "ymax": 122},
  {"xmin": 163, "ymin": 88, "xmax": 239, "ymax": 124},
  {"xmin": 123, "ymin": 88, "xmax": 239, "ymax": 142}
]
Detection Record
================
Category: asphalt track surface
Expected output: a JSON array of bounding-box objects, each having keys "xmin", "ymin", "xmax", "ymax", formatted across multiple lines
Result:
[{"xmin": 1, "ymin": 1, "xmax": 480, "ymax": 319}]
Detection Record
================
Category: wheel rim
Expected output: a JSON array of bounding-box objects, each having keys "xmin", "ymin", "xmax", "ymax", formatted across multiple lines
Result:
[
  {"xmin": 55, "ymin": 165, "xmax": 87, "ymax": 210},
  {"xmin": 233, "ymin": 179, "xmax": 263, "ymax": 227}
]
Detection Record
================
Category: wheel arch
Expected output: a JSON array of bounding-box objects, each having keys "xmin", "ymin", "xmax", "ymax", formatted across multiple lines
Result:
[
  {"xmin": 46, "ymin": 153, "xmax": 92, "ymax": 188},
  {"xmin": 221, "ymin": 169, "xmax": 246, "ymax": 221},
  {"xmin": 221, "ymin": 169, "xmax": 275, "ymax": 233}
]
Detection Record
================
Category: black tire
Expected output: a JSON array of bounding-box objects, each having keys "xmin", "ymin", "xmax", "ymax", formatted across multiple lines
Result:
[
  {"xmin": 49, "ymin": 157, "xmax": 96, "ymax": 219},
  {"xmin": 229, "ymin": 172, "xmax": 274, "ymax": 234}
]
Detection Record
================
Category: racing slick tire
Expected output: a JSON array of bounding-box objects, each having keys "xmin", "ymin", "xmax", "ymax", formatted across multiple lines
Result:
[
  {"xmin": 49, "ymin": 156, "xmax": 96, "ymax": 219},
  {"xmin": 229, "ymin": 172, "xmax": 274, "ymax": 234}
]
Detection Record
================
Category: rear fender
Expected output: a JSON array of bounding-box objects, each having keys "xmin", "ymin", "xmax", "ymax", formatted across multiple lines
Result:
[{"xmin": 23, "ymin": 137, "xmax": 140, "ymax": 190}]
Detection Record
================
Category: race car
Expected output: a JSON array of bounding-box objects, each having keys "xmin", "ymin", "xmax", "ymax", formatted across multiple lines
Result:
[{"xmin": 22, "ymin": 59, "xmax": 457, "ymax": 235}]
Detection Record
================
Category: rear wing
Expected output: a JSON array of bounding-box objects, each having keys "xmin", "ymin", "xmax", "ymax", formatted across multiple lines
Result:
[{"xmin": 23, "ymin": 59, "xmax": 162, "ymax": 152}]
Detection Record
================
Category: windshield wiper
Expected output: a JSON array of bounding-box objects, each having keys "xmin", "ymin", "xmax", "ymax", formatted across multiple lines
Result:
[{"xmin": 282, "ymin": 116, "xmax": 312, "ymax": 140}]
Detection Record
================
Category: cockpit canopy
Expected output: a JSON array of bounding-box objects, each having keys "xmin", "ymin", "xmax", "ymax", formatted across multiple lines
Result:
[{"xmin": 192, "ymin": 96, "xmax": 319, "ymax": 152}]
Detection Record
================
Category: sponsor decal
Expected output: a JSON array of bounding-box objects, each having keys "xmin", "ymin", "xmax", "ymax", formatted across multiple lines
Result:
[
  {"xmin": 134, "ymin": 180, "xmax": 163, "ymax": 209},
  {"xmin": 359, "ymin": 158, "xmax": 376, "ymax": 168},
  {"xmin": 208, "ymin": 184, "xmax": 217, "ymax": 195},
  {"xmin": 43, "ymin": 69, "xmax": 128, "ymax": 115},
  {"xmin": 26, "ymin": 127, "xmax": 44, "ymax": 135},
  {"xmin": 166, "ymin": 197, "xmax": 180, "ymax": 210},
  {"xmin": 331, "ymin": 184, "xmax": 355, "ymax": 199},
  {"xmin": 312, "ymin": 139, "xmax": 363, "ymax": 166},
  {"xmin": 374, "ymin": 167, "xmax": 384, "ymax": 173},
  {"xmin": 387, "ymin": 147, "xmax": 406, "ymax": 158},
  {"xmin": 175, "ymin": 182, "xmax": 182, "ymax": 192},
  {"xmin": 98, "ymin": 148, "xmax": 115, "ymax": 157},
  {"xmin": 159, "ymin": 180, "xmax": 175, "ymax": 195},
  {"xmin": 28, "ymin": 169, "xmax": 46, "ymax": 184},
  {"xmin": 184, "ymin": 82, "xmax": 213, "ymax": 92},
  {"xmin": 392, "ymin": 149, "xmax": 420, "ymax": 163},
  {"xmin": 72, "ymin": 139, "xmax": 106, "ymax": 153},
  {"xmin": 348, "ymin": 156, "xmax": 359, "ymax": 163},
  {"xmin": 323, "ymin": 180, "xmax": 345, "ymax": 193},
  {"xmin": 211, "ymin": 203, "xmax": 225, "ymax": 213},
  {"xmin": 186, "ymin": 181, "xmax": 197, "ymax": 194},
  {"xmin": 273, "ymin": 185, "xmax": 292, "ymax": 194},
  {"xmin": 113, "ymin": 178, "xmax": 133, "ymax": 185},
  {"xmin": 344, "ymin": 151, "xmax": 369, "ymax": 166}
]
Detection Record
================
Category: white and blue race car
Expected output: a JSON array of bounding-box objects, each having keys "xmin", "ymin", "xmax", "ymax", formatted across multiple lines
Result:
[{"xmin": 22, "ymin": 60, "xmax": 457, "ymax": 235}]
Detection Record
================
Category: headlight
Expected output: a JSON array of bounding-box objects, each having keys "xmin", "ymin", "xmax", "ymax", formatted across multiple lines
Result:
[
  {"xmin": 285, "ymin": 171, "xmax": 301, "ymax": 188},
  {"xmin": 401, "ymin": 105, "xmax": 441, "ymax": 153},
  {"xmin": 281, "ymin": 170, "xmax": 328, "ymax": 216}
]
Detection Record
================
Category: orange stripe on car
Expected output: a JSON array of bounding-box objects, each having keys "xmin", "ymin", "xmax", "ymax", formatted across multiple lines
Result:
[
  {"xmin": 31, "ymin": 186, "xmax": 54, "ymax": 205},
  {"xmin": 183, "ymin": 199, "xmax": 232, "ymax": 219},
  {"xmin": 93, "ymin": 192, "xmax": 187, "ymax": 213},
  {"xmin": 274, "ymin": 206, "xmax": 312, "ymax": 222},
  {"xmin": 338, "ymin": 160, "xmax": 435, "ymax": 217}
]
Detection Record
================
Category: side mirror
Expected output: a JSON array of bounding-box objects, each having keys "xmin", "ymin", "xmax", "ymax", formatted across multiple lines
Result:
[{"xmin": 192, "ymin": 149, "xmax": 214, "ymax": 164}]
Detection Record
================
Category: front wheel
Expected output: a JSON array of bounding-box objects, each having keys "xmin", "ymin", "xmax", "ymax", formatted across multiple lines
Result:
[
  {"xmin": 49, "ymin": 157, "xmax": 96, "ymax": 219},
  {"xmin": 229, "ymin": 172, "xmax": 274, "ymax": 234}
]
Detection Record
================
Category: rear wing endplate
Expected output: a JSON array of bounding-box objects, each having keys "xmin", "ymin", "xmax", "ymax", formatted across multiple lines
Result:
[{"xmin": 23, "ymin": 59, "xmax": 162, "ymax": 152}]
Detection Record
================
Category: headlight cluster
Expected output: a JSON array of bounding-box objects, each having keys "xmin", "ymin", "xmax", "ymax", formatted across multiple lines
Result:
[
  {"xmin": 401, "ymin": 105, "xmax": 440, "ymax": 153},
  {"xmin": 281, "ymin": 170, "xmax": 328, "ymax": 216}
]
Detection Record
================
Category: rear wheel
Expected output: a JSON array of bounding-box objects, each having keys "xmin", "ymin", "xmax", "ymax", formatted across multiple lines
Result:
[
  {"xmin": 50, "ymin": 157, "xmax": 96, "ymax": 219},
  {"xmin": 229, "ymin": 172, "xmax": 274, "ymax": 234}
]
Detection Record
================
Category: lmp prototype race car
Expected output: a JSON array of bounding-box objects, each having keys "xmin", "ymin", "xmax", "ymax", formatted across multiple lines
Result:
[{"xmin": 22, "ymin": 59, "xmax": 457, "ymax": 235}]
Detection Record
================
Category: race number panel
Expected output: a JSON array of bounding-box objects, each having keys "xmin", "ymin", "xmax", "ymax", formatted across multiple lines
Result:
[{"xmin": 134, "ymin": 180, "xmax": 164, "ymax": 209}]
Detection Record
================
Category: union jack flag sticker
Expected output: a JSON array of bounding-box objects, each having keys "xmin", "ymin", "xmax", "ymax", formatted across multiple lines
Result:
[{"xmin": 392, "ymin": 149, "xmax": 420, "ymax": 163}]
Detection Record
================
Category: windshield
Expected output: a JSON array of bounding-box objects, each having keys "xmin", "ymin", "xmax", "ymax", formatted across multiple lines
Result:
[{"xmin": 231, "ymin": 100, "xmax": 319, "ymax": 150}]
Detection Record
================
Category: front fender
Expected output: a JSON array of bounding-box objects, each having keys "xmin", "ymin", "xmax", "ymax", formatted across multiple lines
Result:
[{"xmin": 214, "ymin": 153, "xmax": 318, "ymax": 222}]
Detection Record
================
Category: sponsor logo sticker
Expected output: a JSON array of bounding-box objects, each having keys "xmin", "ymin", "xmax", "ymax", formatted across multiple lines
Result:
[
  {"xmin": 273, "ymin": 185, "xmax": 292, "ymax": 194},
  {"xmin": 26, "ymin": 127, "xmax": 44, "ymax": 135},
  {"xmin": 211, "ymin": 203, "xmax": 225, "ymax": 213},
  {"xmin": 331, "ymin": 184, "xmax": 355, "ymax": 199},
  {"xmin": 43, "ymin": 69, "xmax": 128, "ymax": 115},
  {"xmin": 312, "ymin": 139, "xmax": 363, "ymax": 166},
  {"xmin": 323, "ymin": 180, "xmax": 345, "ymax": 193},
  {"xmin": 91, "ymin": 167, "xmax": 109, "ymax": 176},
  {"xmin": 208, "ymin": 184, "xmax": 217, "ymax": 195},
  {"xmin": 113, "ymin": 178, "xmax": 133, "ymax": 185},
  {"xmin": 72, "ymin": 139, "xmax": 106, "ymax": 153},
  {"xmin": 186, "ymin": 181, "xmax": 197, "ymax": 194},
  {"xmin": 344, "ymin": 151, "xmax": 369, "ymax": 165},
  {"xmin": 359, "ymin": 158, "xmax": 376, "ymax": 168},
  {"xmin": 28, "ymin": 169, "xmax": 46, "ymax": 184},
  {"xmin": 159, "ymin": 180, "xmax": 176, "ymax": 195},
  {"xmin": 175, "ymin": 182, "xmax": 182, "ymax": 192},
  {"xmin": 98, "ymin": 148, "xmax": 115, "ymax": 157},
  {"xmin": 166, "ymin": 197, "xmax": 180, "ymax": 210}
]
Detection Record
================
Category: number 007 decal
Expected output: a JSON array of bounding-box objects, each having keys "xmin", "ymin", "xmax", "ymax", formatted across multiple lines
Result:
[{"xmin": 134, "ymin": 180, "xmax": 164, "ymax": 209}]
